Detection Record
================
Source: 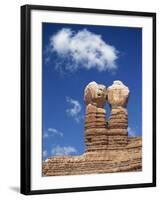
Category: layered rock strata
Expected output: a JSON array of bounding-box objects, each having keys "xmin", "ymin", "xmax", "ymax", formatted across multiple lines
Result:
[
  {"xmin": 43, "ymin": 137, "xmax": 142, "ymax": 176},
  {"xmin": 43, "ymin": 80, "xmax": 142, "ymax": 176},
  {"xmin": 84, "ymin": 82, "xmax": 107, "ymax": 152},
  {"xmin": 107, "ymin": 81, "xmax": 130, "ymax": 148}
]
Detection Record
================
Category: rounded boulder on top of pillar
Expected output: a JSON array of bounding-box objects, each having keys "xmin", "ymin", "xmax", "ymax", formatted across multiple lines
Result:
[
  {"xmin": 84, "ymin": 81, "xmax": 108, "ymax": 152},
  {"xmin": 107, "ymin": 80, "xmax": 130, "ymax": 137}
]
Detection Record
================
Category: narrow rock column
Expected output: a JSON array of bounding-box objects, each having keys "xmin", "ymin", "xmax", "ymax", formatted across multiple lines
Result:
[
  {"xmin": 107, "ymin": 81, "xmax": 130, "ymax": 147},
  {"xmin": 84, "ymin": 82, "xmax": 107, "ymax": 152}
]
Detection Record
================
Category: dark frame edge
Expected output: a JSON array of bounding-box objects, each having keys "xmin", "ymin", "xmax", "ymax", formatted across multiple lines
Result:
[
  {"xmin": 24, "ymin": 183, "xmax": 155, "ymax": 195},
  {"xmin": 20, "ymin": 4, "xmax": 156, "ymax": 195},
  {"xmin": 152, "ymin": 13, "xmax": 156, "ymax": 187},
  {"xmin": 22, "ymin": 4, "xmax": 156, "ymax": 17},
  {"xmin": 20, "ymin": 5, "xmax": 31, "ymax": 195}
]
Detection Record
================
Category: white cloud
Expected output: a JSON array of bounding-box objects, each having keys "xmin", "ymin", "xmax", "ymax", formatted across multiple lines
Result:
[
  {"xmin": 43, "ymin": 128, "xmax": 63, "ymax": 138},
  {"xmin": 43, "ymin": 150, "xmax": 48, "ymax": 158},
  {"xmin": 43, "ymin": 131, "xmax": 48, "ymax": 138},
  {"xmin": 128, "ymin": 127, "xmax": 136, "ymax": 137},
  {"xmin": 50, "ymin": 28, "xmax": 118, "ymax": 72},
  {"xmin": 51, "ymin": 145, "xmax": 77, "ymax": 156},
  {"xmin": 66, "ymin": 97, "xmax": 82, "ymax": 122},
  {"xmin": 44, "ymin": 158, "xmax": 49, "ymax": 162},
  {"xmin": 48, "ymin": 128, "xmax": 63, "ymax": 137}
]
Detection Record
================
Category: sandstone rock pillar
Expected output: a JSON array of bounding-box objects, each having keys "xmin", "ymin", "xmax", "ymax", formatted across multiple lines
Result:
[
  {"xmin": 84, "ymin": 81, "xmax": 107, "ymax": 152},
  {"xmin": 107, "ymin": 81, "xmax": 130, "ymax": 147}
]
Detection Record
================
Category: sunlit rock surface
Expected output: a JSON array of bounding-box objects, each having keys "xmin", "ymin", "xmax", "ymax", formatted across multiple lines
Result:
[{"xmin": 43, "ymin": 81, "xmax": 142, "ymax": 176}]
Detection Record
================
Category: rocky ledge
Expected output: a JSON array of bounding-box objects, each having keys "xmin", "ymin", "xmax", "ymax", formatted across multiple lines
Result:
[{"xmin": 43, "ymin": 137, "xmax": 142, "ymax": 176}]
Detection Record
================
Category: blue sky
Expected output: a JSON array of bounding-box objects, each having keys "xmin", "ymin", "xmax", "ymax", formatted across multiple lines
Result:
[{"xmin": 42, "ymin": 23, "xmax": 142, "ymax": 160}]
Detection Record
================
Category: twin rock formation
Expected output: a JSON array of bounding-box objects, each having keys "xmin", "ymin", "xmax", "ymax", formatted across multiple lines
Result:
[
  {"xmin": 43, "ymin": 81, "xmax": 142, "ymax": 176},
  {"xmin": 85, "ymin": 80, "xmax": 129, "ymax": 152}
]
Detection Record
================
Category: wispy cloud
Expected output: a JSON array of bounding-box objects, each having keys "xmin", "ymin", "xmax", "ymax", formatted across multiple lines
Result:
[
  {"xmin": 128, "ymin": 127, "xmax": 136, "ymax": 137},
  {"xmin": 48, "ymin": 128, "xmax": 63, "ymax": 137},
  {"xmin": 43, "ymin": 150, "xmax": 48, "ymax": 159},
  {"xmin": 66, "ymin": 97, "xmax": 82, "ymax": 122},
  {"xmin": 43, "ymin": 128, "xmax": 63, "ymax": 138},
  {"xmin": 49, "ymin": 28, "xmax": 118, "ymax": 72},
  {"xmin": 51, "ymin": 145, "xmax": 77, "ymax": 156}
]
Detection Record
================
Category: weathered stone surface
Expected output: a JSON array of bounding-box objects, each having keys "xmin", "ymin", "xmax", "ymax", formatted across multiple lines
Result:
[
  {"xmin": 84, "ymin": 82, "xmax": 108, "ymax": 152},
  {"xmin": 42, "ymin": 80, "xmax": 142, "ymax": 176},
  {"xmin": 107, "ymin": 81, "xmax": 130, "ymax": 143},
  {"xmin": 43, "ymin": 137, "xmax": 142, "ymax": 176},
  {"xmin": 84, "ymin": 81, "xmax": 107, "ymax": 108},
  {"xmin": 107, "ymin": 80, "xmax": 130, "ymax": 108}
]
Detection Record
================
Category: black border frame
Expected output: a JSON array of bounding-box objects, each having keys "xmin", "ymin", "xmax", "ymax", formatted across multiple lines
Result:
[{"xmin": 21, "ymin": 4, "xmax": 156, "ymax": 195}]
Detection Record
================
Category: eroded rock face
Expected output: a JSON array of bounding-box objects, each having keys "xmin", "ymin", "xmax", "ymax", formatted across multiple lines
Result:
[
  {"xmin": 107, "ymin": 80, "xmax": 130, "ymax": 108},
  {"xmin": 84, "ymin": 81, "xmax": 107, "ymax": 108},
  {"xmin": 43, "ymin": 137, "xmax": 142, "ymax": 176},
  {"xmin": 84, "ymin": 81, "xmax": 108, "ymax": 152},
  {"xmin": 42, "ymin": 80, "xmax": 142, "ymax": 177},
  {"xmin": 107, "ymin": 81, "xmax": 130, "ymax": 141}
]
